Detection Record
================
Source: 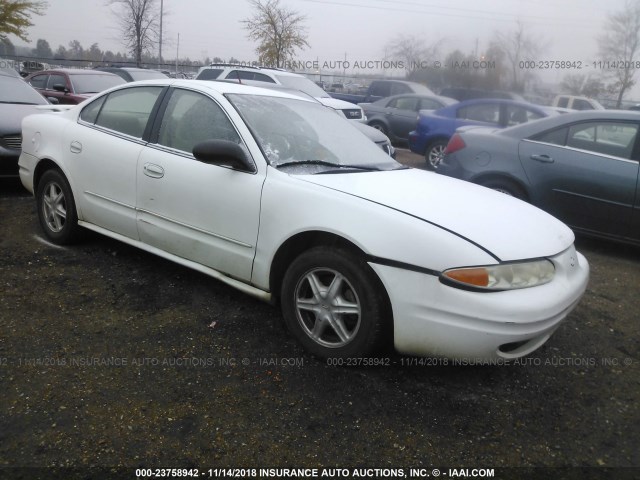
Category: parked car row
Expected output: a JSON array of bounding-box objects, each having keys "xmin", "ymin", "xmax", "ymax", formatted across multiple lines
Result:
[
  {"xmin": 195, "ymin": 64, "xmax": 367, "ymax": 123},
  {"xmin": 438, "ymin": 110, "xmax": 640, "ymax": 246},
  {"xmin": 409, "ymin": 98, "xmax": 559, "ymax": 169}
]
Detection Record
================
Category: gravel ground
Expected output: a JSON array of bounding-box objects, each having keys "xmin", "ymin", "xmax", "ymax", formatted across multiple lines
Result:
[{"xmin": 0, "ymin": 158, "xmax": 639, "ymax": 480}]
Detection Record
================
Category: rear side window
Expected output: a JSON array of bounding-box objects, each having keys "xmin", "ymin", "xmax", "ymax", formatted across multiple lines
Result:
[
  {"xmin": 533, "ymin": 122, "xmax": 639, "ymax": 159},
  {"xmin": 556, "ymin": 97, "xmax": 569, "ymax": 108},
  {"xmin": 567, "ymin": 122, "xmax": 638, "ymax": 159},
  {"xmin": 532, "ymin": 127, "xmax": 568, "ymax": 146},
  {"xmin": 505, "ymin": 105, "xmax": 544, "ymax": 126},
  {"xmin": 197, "ymin": 68, "xmax": 224, "ymax": 80},
  {"xmin": 93, "ymin": 86, "xmax": 164, "ymax": 138},
  {"xmin": 419, "ymin": 98, "xmax": 443, "ymax": 110},
  {"xmin": 28, "ymin": 74, "xmax": 48, "ymax": 89},
  {"xmin": 79, "ymin": 96, "xmax": 107, "ymax": 124},
  {"xmin": 224, "ymin": 70, "xmax": 277, "ymax": 83},
  {"xmin": 572, "ymin": 99, "xmax": 593, "ymax": 111},
  {"xmin": 457, "ymin": 103, "xmax": 500, "ymax": 123},
  {"xmin": 369, "ymin": 82, "xmax": 391, "ymax": 98},
  {"xmin": 391, "ymin": 83, "xmax": 411, "ymax": 95},
  {"xmin": 388, "ymin": 97, "xmax": 417, "ymax": 111}
]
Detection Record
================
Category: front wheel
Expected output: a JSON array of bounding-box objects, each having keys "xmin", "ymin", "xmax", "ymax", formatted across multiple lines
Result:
[
  {"xmin": 368, "ymin": 121, "xmax": 388, "ymax": 136},
  {"xmin": 425, "ymin": 140, "xmax": 448, "ymax": 171},
  {"xmin": 281, "ymin": 247, "xmax": 389, "ymax": 359},
  {"xmin": 36, "ymin": 169, "xmax": 81, "ymax": 244}
]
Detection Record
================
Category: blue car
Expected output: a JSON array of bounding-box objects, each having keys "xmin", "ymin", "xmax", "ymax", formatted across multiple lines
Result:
[{"xmin": 408, "ymin": 98, "xmax": 556, "ymax": 170}]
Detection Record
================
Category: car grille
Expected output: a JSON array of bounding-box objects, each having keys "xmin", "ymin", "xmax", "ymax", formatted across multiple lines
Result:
[
  {"xmin": 342, "ymin": 109, "xmax": 362, "ymax": 120},
  {"xmin": 377, "ymin": 141, "xmax": 393, "ymax": 156},
  {"xmin": 1, "ymin": 135, "xmax": 22, "ymax": 150}
]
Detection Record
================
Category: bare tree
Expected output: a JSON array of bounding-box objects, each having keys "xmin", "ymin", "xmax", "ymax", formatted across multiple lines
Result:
[
  {"xmin": 109, "ymin": 0, "xmax": 160, "ymax": 67},
  {"xmin": 494, "ymin": 21, "xmax": 543, "ymax": 92},
  {"xmin": 384, "ymin": 34, "xmax": 442, "ymax": 77},
  {"xmin": 598, "ymin": 0, "xmax": 640, "ymax": 107},
  {"xmin": 561, "ymin": 73, "xmax": 605, "ymax": 98},
  {"xmin": 242, "ymin": 0, "xmax": 309, "ymax": 68},
  {"xmin": 0, "ymin": 0, "xmax": 47, "ymax": 42}
]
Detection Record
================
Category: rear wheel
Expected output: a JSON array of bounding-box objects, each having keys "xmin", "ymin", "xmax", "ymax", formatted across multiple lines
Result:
[
  {"xmin": 479, "ymin": 179, "xmax": 527, "ymax": 201},
  {"xmin": 281, "ymin": 247, "xmax": 389, "ymax": 359},
  {"xmin": 425, "ymin": 140, "xmax": 448, "ymax": 170},
  {"xmin": 36, "ymin": 169, "xmax": 81, "ymax": 244}
]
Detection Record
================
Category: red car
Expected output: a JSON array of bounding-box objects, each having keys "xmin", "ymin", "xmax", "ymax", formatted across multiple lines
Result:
[{"xmin": 25, "ymin": 68, "xmax": 125, "ymax": 104}]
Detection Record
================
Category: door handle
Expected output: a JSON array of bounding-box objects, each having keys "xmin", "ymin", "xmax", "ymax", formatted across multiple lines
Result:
[
  {"xmin": 530, "ymin": 154, "xmax": 554, "ymax": 163},
  {"xmin": 70, "ymin": 141, "xmax": 82, "ymax": 154},
  {"xmin": 143, "ymin": 162, "xmax": 165, "ymax": 178}
]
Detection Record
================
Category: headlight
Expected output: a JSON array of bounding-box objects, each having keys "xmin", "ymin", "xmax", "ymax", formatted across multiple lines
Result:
[{"xmin": 441, "ymin": 259, "xmax": 555, "ymax": 291}]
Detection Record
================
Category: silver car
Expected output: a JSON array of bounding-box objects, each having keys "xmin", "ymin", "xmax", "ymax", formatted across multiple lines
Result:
[{"xmin": 438, "ymin": 110, "xmax": 640, "ymax": 246}]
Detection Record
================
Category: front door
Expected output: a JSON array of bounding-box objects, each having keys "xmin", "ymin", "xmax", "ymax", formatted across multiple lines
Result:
[{"xmin": 136, "ymin": 87, "xmax": 264, "ymax": 281}]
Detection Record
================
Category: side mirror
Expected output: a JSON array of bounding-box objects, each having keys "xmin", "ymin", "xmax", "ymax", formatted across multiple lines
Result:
[
  {"xmin": 46, "ymin": 97, "xmax": 60, "ymax": 104},
  {"xmin": 192, "ymin": 140, "xmax": 254, "ymax": 172},
  {"xmin": 52, "ymin": 84, "xmax": 68, "ymax": 93}
]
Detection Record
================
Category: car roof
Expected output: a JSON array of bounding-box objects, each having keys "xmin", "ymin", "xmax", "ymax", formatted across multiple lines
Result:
[
  {"xmin": 99, "ymin": 66, "xmax": 155, "ymax": 72},
  {"xmin": 95, "ymin": 78, "xmax": 319, "ymax": 102},
  {"xmin": 434, "ymin": 97, "xmax": 547, "ymax": 113},
  {"xmin": 28, "ymin": 68, "xmax": 120, "ymax": 76},
  {"xmin": 374, "ymin": 93, "xmax": 457, "ymax": 104},
  {"xmin": 498, "ymin": 109, "xmax": 640, "ymax": 138}
]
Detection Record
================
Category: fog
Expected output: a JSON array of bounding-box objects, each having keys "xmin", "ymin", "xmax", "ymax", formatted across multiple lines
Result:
[{"xmin": 15, "ymin": 0, "xmax": 633, "ymax": 94}]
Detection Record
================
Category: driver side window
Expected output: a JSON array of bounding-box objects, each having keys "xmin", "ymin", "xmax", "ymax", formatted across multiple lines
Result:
[{"xmin": 157, "ymin": 89, "xmax": 241, "ymax": 154}]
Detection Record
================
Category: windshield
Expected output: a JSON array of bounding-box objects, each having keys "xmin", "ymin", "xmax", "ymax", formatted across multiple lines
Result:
[
  {"xmin": 70, "ymin": 73, "xmax": 125, "ymax": 94},
  {"xmin": 228, "ymin": 93, "xmax": 400, "ymax": 172},
  {"xmin": 274, "ymin": 75, "xmax": 329, "ymax": 98},
  {"xmin": 0, "ymin": 75, "xmax": 48, "ymax": 104}
]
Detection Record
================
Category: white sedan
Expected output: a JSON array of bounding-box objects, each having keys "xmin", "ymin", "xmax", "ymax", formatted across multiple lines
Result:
[{"xmin": 19, "ymin": 80, "xmax": 589, "ymax": 360}]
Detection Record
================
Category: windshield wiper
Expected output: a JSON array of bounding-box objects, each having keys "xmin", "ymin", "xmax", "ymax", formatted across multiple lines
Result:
[{"xmin": 275, "ymin": 159, "xmax": 381, "ymax": 171}]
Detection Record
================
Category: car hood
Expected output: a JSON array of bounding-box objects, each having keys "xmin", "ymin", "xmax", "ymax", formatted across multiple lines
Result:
[
  {"xmin": 317, "ymin": 96, "xmax": 362, "ymax": 111},
  {"xmin": 299, "ymin": 168, "xmax": 574, "ymax": 261},
  {"xmin": 0, "ymin": 104, "xmax": 45, "ymax": 134}
]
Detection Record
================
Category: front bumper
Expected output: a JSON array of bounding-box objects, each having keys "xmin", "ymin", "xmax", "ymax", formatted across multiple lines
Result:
[{"xmin": 370, "ymin": 246, "xmax": 589, "ymax": 360}]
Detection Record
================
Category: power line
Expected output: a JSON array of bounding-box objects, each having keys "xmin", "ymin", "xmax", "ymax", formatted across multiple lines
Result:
[{"xmin": 301, "ymin": 0, "xmax": 602, "ymax": 27}]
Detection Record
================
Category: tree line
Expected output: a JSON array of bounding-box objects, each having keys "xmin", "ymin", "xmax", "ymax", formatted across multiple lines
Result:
[{"xmin": 2, "ymin": 0, "xmax": 640, "ymax": 106}]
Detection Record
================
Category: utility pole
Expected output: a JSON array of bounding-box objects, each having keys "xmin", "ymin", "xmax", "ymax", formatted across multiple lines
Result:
[
  {"xmin": 159, "ymin": 0, "xmax": 163, "ymax": 68},
  {"xmin": 175, "ymin": 33, "xmax": 179, "ymax": 75}
]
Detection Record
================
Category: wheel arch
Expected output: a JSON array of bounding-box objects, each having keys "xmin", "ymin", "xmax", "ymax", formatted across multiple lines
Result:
[
  {"xmin": 33, "ymin": 158, "xmax": 65, "ymax": 193},
  {"xmin": 426, "ymin": 136, "xmax": 451, "ymax": 150},
  {"xmin": 471, "ymin": 173, "xmax": 531, "ymax": 201},
  {"xmin": 367, "ymin": 118, "xmax": 390, "ymax": 132},
  {"xmin": 269, "ymin": 231, "xmax": 393, "ymax": 323}
]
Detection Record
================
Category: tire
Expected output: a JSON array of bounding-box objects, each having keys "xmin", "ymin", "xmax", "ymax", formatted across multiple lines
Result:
[
  {"xmin": 36, "ymin": 169, "xmax": 81, "ymax": 244},
  {"xmin": 281, "ymin": 247, "xmax": 389, "ymax": 359},
  {"xmin": 480, "ymin": 179, "xmax": 527, "ymax": 201},
  {"xmin": 425, "ymin": 139, "xmax": 448, "ymax": 171},
  {"xmin": 368, "ymin": 121, "xmax": 388, "ymax": 136}
]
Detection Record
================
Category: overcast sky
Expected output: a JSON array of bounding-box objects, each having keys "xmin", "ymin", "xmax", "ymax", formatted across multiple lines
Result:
[{"xmin": 17, "ymin": 0, "xmax": 621, "ymax": 86}]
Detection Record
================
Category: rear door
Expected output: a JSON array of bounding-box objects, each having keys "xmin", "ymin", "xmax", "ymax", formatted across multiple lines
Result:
[
  {"xmin": 518, "ymin": 120, "xmax": 640, "ymax": 238},
  {"xmin": 66, "ymin": 85, "xmax": 165, "ymax": 239},
  {"xmin": 386, "ymin": 96, "xmax": 419, "ymax": 139}
]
